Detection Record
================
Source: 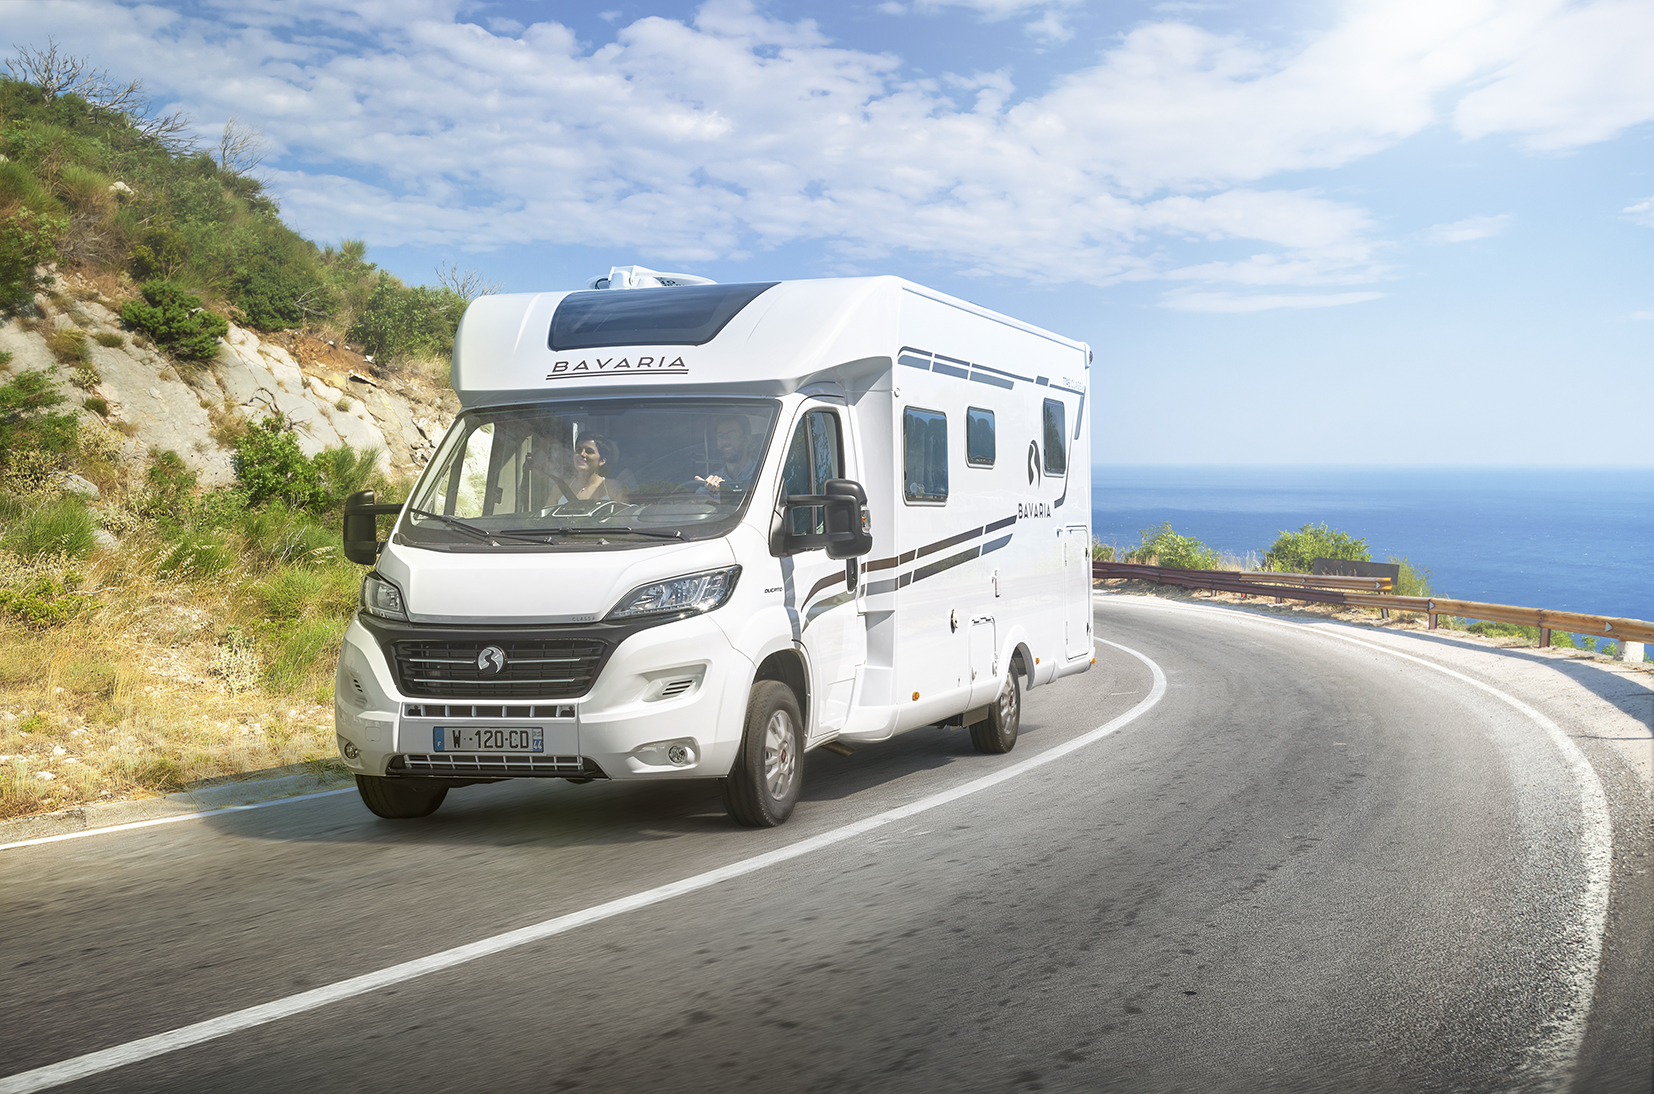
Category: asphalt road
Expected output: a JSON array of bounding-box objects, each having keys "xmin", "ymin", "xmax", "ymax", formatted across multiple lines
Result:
[{"xmin": 2, "ymin": 595, "xmax": 1649, "ymax": 1093}]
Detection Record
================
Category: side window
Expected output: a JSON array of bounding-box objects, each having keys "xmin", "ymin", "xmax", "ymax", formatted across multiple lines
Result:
[
  {"xmin": 1042, "ymin": 399, "xmax": 1067, "ymax": 476},
  {"xmin": 781, "ymin": 410, "xmax": 843, "ymax": 534},
  {"xmin": 447, "ymin": 422, "xmax": 496, "ymax": 517},
  {"xmin": 966, "ymin": 407, "xmax": 995, "ymax": 467},
  {"xmin": 903, "ymin": 407, "xmax": 948, "ymax": 503}
]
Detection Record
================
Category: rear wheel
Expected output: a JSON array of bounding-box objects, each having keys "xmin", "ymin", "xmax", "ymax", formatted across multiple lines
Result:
[
  {"xmin": 355, "ymin": 774, "xmax": 448, "ymax": 818},
  {"xmin": 721, "ymin": 681, "xmax": 803, "ymax": 827},
  {"xmin": 969, "ymin": 668, "xmax": 1020, "ymax": 754}
]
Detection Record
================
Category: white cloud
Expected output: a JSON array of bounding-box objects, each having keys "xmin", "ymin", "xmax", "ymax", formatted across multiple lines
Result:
[
  {"xmin": 8, "ymin": 0, "xmax": 1651, "ymax": 297},
  {"xmin": 1453, "ymin": 0, "xmax": 1654, "ymax": 151},
  {"xmin": 1623, "ymin": 198, "xmax": 1654, "ymax": 227},
  {"xmin": 1423, "ymin": 214, "xmax": 1513, "ymax": 243}
]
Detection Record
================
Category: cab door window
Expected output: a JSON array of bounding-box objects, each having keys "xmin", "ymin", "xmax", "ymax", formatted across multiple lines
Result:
[{"xmin": 781, "ymin": 409, "xmax": 844, "ymax": 535}]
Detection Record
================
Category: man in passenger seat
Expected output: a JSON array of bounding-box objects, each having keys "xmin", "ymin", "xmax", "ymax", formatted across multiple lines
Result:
[{"xmin": 695, "ymin": 416, "xmax": 757, "ymax": 502}]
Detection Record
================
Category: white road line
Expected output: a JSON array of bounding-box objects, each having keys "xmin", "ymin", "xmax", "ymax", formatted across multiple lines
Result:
[
  {"xmin": 0, "ymin": 789, "xmax": 357, "ymax": 852},
  {"xmin": 1102, "ymin": 595, "xmax": 1613, "ymax": 1094},
  {"xmin": 0, "ymin": 639, "xmax": 1166, "ymax": 1094}
]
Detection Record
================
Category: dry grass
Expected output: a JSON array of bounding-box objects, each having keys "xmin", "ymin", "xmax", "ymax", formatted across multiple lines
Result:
[{"xmin": 0, "ymin": 529, "xmax": 352, "ymax": 820}]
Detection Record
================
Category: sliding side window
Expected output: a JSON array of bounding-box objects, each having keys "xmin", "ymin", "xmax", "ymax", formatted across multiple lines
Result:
[
  {"xmin": 966, "ymin": 407, "xmax": 995, "ymax": 467},
  {"xmin": 1042, "ymin": 399, "xmax": 1067, "ymax": 476},
  {"xmin": 903, "ymin": 407, "xmax": 948, "ymax": 503}
]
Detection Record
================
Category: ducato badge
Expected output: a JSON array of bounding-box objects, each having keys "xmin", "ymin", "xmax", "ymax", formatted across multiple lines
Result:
[{"xmin": 476, "ymin": 646, "xmax": 507, "ymax": 675}]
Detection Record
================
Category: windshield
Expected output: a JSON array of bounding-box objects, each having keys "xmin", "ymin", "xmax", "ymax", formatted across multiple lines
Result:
[{"xmin": 397, "ymin": 398, "xmax": 780, "ymax": 550}]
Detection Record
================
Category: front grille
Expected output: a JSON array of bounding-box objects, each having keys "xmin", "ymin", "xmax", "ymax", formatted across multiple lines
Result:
[
  {"xmin": 392, "ymin": 754, "xmax": 602, "ymax": 778},
  {"xmin": 403, "ymin": 703, "xmax": 576, "ymax": 720},
  {"xmin": 392, "ymin": 639, "xmax": 608, "ymax": 699}
]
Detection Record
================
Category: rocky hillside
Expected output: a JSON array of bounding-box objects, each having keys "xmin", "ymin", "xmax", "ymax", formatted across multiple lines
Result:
[{"xmin": 1, "ymin": 270, "xmax": 457, "ymax": 493}]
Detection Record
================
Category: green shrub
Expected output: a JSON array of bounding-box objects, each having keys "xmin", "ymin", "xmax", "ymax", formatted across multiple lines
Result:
[
  {"xmin": 348, "ymin": 273, "xmax": 467, "ymax": 362},
  {"xmin": 1, "ymin": 495, "xmax": 97, "ymax": 558},
  {"xmin": 229, "ymin": 232, "xmax": 330, "ymax": 330},
  {"xmin": 0, "ymin": 368, "xmax": 78, "ymax": 464},
  {"xmin": 1387, "ymin": 556, "xmax": 1433, "ymax": 598},
  {"xmin": 1126, "ymin": 522, "xmax": 1219, "ymax": 569},
  {"xmin": 82, "ymin": 396, "xmax": 108, "ymax": 416},
  {"xmin": 0, "ymin": 208, "xmax": 67, "ymax": 315},
  {"xmin": 119, "ymin": 280, "xmax": 228, "ymax": 360},
  {"xmin": 0, "ymin": 568, "xmax": 97, "ymax": 627},
  {"xmin": 234, "ymin": 417, "xmax": 323, "ymax": 510},
  {"xmin": 1264, "ymin": 523, "xmax": 1370, "ymax": 573},
  {"xmin": 1092, "ymin": 540, "xmax": 1115, "ymax": 562}
]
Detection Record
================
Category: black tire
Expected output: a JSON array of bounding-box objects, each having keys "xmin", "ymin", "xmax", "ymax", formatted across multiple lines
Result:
[
  {"xmin": 355, "ymin": 774, "xmax": 448, "ymax": 819},
  {"xmin": 720, "ymin": 681, "xmax": 804, "ymax": 827},
  {"xmin": 969, "ymin": 668, "xmax": 1020, "ymax": 754}
]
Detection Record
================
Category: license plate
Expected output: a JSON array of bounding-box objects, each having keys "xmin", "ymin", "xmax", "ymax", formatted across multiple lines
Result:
[{"xmin": 433, "ymin": 727, "xmax": 544, "ymax": 753}]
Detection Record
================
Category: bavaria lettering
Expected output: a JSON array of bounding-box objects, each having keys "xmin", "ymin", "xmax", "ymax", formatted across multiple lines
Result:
[
  {"xmin": 1017, "ymin": 501, "xmax": 1051, "ymax": 519},
  {"xmin": 546, "ymin": 354, "xmax": 689, "ymax": 379}
]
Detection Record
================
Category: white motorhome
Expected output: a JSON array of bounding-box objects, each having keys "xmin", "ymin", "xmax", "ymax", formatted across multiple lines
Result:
[{"xmin": 334, "ymin": 268, "xmax": 1094, "ymax": 826}]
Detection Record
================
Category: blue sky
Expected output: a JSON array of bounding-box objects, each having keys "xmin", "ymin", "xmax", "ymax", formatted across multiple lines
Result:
[{"xmin": 13, "ymin": 0, "xmax": 1654, "ymax": 464}]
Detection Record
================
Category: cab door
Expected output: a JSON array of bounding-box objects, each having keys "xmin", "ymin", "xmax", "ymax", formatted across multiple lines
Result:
[{"xmin": 780, "ymin": 405, "xmax": 866, "ymax": 738}]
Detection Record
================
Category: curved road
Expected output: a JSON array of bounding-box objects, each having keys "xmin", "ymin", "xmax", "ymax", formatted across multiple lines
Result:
[{"xmin": 1, "ymin": 595, "xmax": 1649, "ymax": 1093}]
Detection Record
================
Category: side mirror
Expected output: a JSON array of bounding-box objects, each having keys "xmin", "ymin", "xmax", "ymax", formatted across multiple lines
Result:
[
  {"xmin": 821, "ymin": 478, "xmax": 872, "ymax": 560},
  {"xmin": 343, "ymin": 490, "xmax": 406, "ymax": 565},
  {"xmin": 781, "ymin": 478, "xmax": 872, "ymax": 559}
]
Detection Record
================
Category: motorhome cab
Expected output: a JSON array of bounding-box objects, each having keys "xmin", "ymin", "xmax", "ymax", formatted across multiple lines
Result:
[{"xmin": 335, "ymin": 267, "xmax": 1094, "ymax": 826}]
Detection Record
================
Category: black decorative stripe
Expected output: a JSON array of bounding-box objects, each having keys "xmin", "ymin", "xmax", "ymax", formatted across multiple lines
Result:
[
  {"xmin": 969, "ymin": 372, "xmax": 1013, "ymax": 389},
  {"xmin": 1036, "ymin": 376, "xmax": 1049, "ymax": 386},
  {"xmin": 967, "ymin": 361, "xmax": 1035, "ymax": 384},
  {"xmin": 912, "ymin": 546, "xmax": 980, "ymax": 583},
  {"xmin": 898, "ymin": 354, "xmax": 931, "ymax": 371},
  {"xmin": 931, "ymin": 362, "xmax": 969, "ymax": 379},
  {"xmin": 934, "ymin": 352, "xmax": 970, "ymax": 368},
  {"xmin": 804, "ymin": 571, "xmax": 846, "ymax": 603},
  {"xmin": 915, "ymin": 524, "xmax": 984, "ymax": 559},
  {"xmin": 852, "ymin": 512, "xmax": 1021, "ymax": 596}
]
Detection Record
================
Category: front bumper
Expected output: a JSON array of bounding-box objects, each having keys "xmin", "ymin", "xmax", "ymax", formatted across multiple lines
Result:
[{"xmin": 334, "ymin": 613, "xmax": 752, "ymax": 781}]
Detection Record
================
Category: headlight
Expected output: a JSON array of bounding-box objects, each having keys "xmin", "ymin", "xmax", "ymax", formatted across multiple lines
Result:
[
  {"xmin": 361, "ymin": 572, "xmax": 408, "ymax": 620},
  {"xmin": 606, "ymin": 566, "xmax": 741, "ymax": 621}
]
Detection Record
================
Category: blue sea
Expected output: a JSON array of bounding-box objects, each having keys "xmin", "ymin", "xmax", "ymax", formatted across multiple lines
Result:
[{"xmin": 1091, "ymin": 466, "xmax": 1654, "ymax": 624}]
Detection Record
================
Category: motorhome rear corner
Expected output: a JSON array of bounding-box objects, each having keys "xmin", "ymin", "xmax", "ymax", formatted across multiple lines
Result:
[{"xmin": 334, "ymin": 275, "xmax": 1094, "ymax": 826}]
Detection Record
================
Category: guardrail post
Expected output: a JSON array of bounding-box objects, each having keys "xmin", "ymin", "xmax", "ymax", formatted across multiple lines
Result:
[
  {"xmin": 1539, "ymin": 627, "xmax": 1551, "ymax": 648},
  {"xmin": 1622, "ymin": 640, "xmax": 1646, "ymax": 664}
]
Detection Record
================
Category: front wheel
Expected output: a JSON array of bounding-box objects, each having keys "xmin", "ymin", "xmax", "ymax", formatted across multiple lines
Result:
[
  {"xmin": 721, "ymin": 681, "xmax": 803, "ymax": 827},
  {"xmin": 970, "ymin": 668, "xmax": 1020, "ymax": 754},
  {"xmin": 355, "ymin": 774, "xmax": 448, "ymax": 818}
]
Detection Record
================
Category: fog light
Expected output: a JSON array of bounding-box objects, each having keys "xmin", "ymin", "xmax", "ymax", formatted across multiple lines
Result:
[
  {"xmin": 667, "ymin": 744, "xmax": 690, "ymax": 765},
  {"xmin": 338, "ymin": 735, "xmax": 361, "ymax": 761}
]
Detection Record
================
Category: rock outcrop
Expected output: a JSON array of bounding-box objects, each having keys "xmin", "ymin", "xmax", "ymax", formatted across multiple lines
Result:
[{"xmin": 0, "ymin": 273, "xmax": 457, "ymax": 489}]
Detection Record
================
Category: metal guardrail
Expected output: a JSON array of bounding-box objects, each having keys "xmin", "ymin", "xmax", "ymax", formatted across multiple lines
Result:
[{"xmin": 1092, "ymin": 560, "xmax": 1654, "ymax": 648}]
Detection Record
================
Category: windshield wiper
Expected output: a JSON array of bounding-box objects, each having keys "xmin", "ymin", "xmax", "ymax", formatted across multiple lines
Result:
[
  {"xmin": 533, "ymin": 526, "xmax": 684, "ymax": 539},
  {"xmin": 406, "ymin": 508, "xmax": 554, "ymax": 545}
]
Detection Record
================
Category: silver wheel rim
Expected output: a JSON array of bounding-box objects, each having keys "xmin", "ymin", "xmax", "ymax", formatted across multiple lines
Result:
[
  {"xmin": 998, "ymin": 676, "xmax": 1018, "ymax": 731},
  {"xmin": 762, "ymin": 710, "xmax": 797, "ymax": 799}
]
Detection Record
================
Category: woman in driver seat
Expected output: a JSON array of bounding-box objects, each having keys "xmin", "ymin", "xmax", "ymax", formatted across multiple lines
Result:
[{"xmin": 561, "ymin": 433, "xmax": 626, "ymax": 503}]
